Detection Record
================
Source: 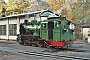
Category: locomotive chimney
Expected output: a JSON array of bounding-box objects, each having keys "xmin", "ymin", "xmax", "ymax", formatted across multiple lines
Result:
[
  {"xmin": 24, "ymin": 14, "xmax": 30, "ymax": 25},
  {"xmin": 24, "ymin": 20, "xmax": 28, "ymax": 25}
]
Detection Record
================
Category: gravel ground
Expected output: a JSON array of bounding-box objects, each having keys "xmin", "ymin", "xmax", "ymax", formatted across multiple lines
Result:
[
  {"xmin": 0, "ymin": 50, "xmax": 50, "ymax": 60},
  {"xmin": 0, "ymin": 40, "xmax": 49, "ymax": 60},
  {"xmin": 0, "ymin": 40, "xmax": 90, "ymax": 60}
]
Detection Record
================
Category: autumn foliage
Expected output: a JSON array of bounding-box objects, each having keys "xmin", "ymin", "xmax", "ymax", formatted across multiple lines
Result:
[{"xmin": 0, "ymin": 0, "xmax": 90, "ymax": 23}]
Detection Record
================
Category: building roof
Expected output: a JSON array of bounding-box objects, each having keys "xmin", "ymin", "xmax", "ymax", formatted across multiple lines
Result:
[
  {"xmin": 0, "ymin": 10, "xmax": 75, "ymax": 26},
  {"xmin": 0, "ymin": 10, "xmax": 59, "ymax": 19},
  {"xmin": 82, "ymin": 24, "xmax": 90, "ymax": 28}
]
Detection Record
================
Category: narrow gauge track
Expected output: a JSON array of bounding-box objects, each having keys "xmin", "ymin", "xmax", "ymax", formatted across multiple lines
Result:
[
  {"xmin": 60, "ymin": 48, "xmax": 88, "ymax": 52},
  {"xmin": 0, "ymin": 47, "xmax": 90, "ymax": 60},
  {"xmin": 48, "ymin": 48, "xmax": 89, "ymax": 52}
]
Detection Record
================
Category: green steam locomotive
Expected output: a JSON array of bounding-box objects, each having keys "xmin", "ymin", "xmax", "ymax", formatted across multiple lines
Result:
[{"xmin": 17, "ymin": 17, "xmax": 75, "ymax": 48}]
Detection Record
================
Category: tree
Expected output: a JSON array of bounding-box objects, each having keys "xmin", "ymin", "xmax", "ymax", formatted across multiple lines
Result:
[
  {"xmin": 0, "ymin": 0, "xmax": 5, "ymax": 17},
  {"xmin": 46, "ymin": 0, "xmax": 64, "ymax": 11},
  {"xmin": 6, "ymin": 0, "xmax": 36, "ymax": 16},
  {"xmin": 3, "ymin": 0, "xmax": 90, "ymax": 24},
  {"xmin": 0, "ymin": 1, "xmax": 3, "ymax": 17},
  {"xmin": 69, "ymin": 0, "xmax": 90, "ymax": 40}
]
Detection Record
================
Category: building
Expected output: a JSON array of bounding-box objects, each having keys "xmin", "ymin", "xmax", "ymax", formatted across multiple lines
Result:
[
  {"xmin": 82, "ymin": 24, "xmax": 90, "ymax": 41},
  {"xmin": 0, "ymin": 10, "xmax": 59, "ymax": 40}
]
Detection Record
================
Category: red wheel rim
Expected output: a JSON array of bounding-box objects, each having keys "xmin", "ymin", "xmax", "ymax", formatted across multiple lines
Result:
[
  {"xmin": 46, "ymin": 45, "xmax": 50, "ymax": 49},
  {"xmin": 38, "ymin": 44, "xmax": 42, "ymax": 47},
  {"xmin": 32, "ymin": 44, "xmax": 36, "ymax": 47}
]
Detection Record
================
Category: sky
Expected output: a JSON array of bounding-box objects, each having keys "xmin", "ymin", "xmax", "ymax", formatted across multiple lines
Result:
[{"xmin": 4, "ymin": 0, "xmax": 8, "ymax": 3}]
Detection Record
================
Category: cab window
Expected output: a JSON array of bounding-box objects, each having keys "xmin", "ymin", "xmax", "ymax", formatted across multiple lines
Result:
[{"xmin": 41, "ymin": 23, "xmax": 46, "ymax": 28}]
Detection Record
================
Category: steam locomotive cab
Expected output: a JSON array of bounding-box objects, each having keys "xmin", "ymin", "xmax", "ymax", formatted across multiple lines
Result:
[{"xmin": 40, "ymin": 19, "xmax": 74, "ymax": 47}]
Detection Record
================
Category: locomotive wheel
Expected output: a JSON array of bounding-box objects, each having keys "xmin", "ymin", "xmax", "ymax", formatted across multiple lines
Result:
[
  {"xmin": 38, "ymin": 44, "xmax": 43, "ymax": 47},
  {"xmin": 31, "ymin": 43, "xmax": 36, "ymax": 47},
  {"xmin": 25, "ymin": 43, "xmax": 29, "ymax": 46},
  {"xmin": 69, "ymin": 42, "xmax": 73, "ymax": 47},
  {"xmin": 46, "ymin": 45, "xmax": 50, "ymax": 49},
  {"xmin": 24, "ymin": 40, "xmax": 30, "ymax": 46},
  {"xmin": 24, "ymin": 42, "xmax": 29, "ymax": 46},
  {"xmin": 64, "ymin": 44, "xmax": 69, "ymax": 48}
]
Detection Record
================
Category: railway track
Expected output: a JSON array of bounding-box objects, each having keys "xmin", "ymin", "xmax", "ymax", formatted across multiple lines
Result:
[
  {"xmin": 0, "ymin": 47, "xmax": 90, "ymax": 60},
  {"xmin": 43, "ymin": 48, "xmax": 88, "ymax": 52}
]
